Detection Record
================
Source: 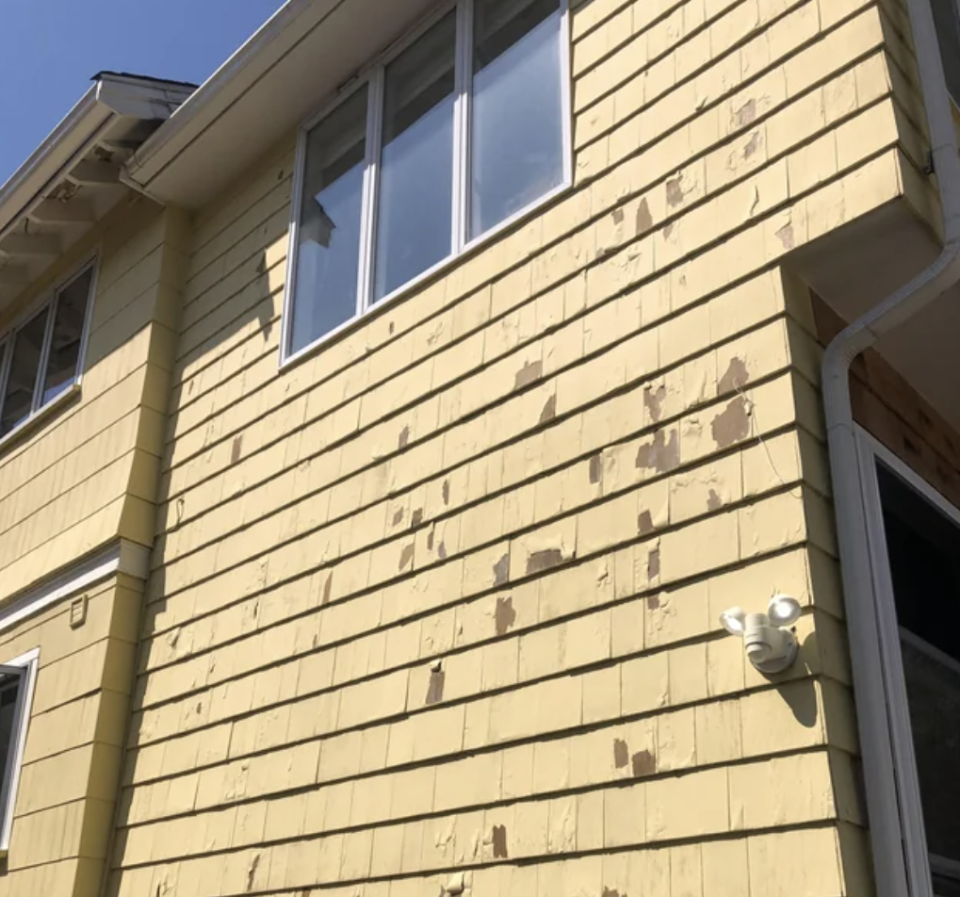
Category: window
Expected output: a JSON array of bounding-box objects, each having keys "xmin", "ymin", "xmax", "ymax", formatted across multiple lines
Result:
[
  {"xmin": 932, "ymin": 0, "xmax": 960, "ymax": 105},
  {"xmin": 0, "ymin": 261, "xmax": 96, "ymax": 440},
  {"xmin": 0, "ymin": 649, "xmax": 38, "ymax": 853},
  {"xmin": 877, "ymin": 462, "xmax": 960, "ymax": 895},
  {"xmin": 285, "ymin": 0, "xmax": 570, "ymax": 358}
]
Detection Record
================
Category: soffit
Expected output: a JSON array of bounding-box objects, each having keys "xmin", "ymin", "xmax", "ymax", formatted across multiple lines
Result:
[
  {"xmin": 792, "ymin": 199, "xmax": 960, "ymax": 434},
  {"xmin": 0, "ymin": 73, "xmax": 194, "ymax": 314}
]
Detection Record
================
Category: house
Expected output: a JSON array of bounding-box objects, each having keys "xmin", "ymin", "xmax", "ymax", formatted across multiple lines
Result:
[{"xmin": 0, "ymin": 0, "xmax": 957, "ymax": 895}]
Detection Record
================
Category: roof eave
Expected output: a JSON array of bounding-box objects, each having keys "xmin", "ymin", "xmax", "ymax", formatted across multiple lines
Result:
[{"xmin": 0, "ymin": 74, "xmax": 195, "ymax": 238}]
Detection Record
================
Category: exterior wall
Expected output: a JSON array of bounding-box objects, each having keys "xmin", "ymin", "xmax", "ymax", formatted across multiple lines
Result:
[
  {"xmin": 0, "ymin": 197, "xmax": 188, "ymax": 605},
  {"xmin": 0, "ymin": 573, "xmax": 142, "ymax": 897},
  {"xmin": 106, "ymin": 0, "xmax": 932, "ymax": 895},
  {"xmin": 0, "ymin": 194, "xmax": 190, "ymax": 889}
]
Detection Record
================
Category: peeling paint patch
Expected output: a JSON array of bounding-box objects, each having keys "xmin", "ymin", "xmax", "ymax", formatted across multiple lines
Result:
[
  {"xmin": 526, "ymin": 549, "xmax": 564, "ymax": 575},
  {"xmin": 612, "ymin": 206, "xmax": 624, "ymax": 225},
  {"xmin": 711, "ymin": 396, "xmax": 751, "ymax": 448},
  {"xmin": 735, "ymin": 98, "xmax": 757, "ymax": 127},
  {"xmin": 322, "ymin": 575, "xmax": 333, "ymax": 606},
  {"xmin": 602, "ymin": 887, "xmax": 622, "ymax": 897},
  {"xmin": 246, "ymin": 853, "xmax": 260, "ymax": 892},
  {"xmin": 425, "ymin": 670, "xmax": 445, "ymax": 705},
  {"xmin": 392, "ymin": 508, "xmax": 405, "ymax": 526},
  {"xmin": 389, "ymin": 321, "xmax": 395, "ymax": 334},
  {"xmin": 632, "ymin": 749, "xmax": 656, "ymax": 777},
  {"xmin": 427, "ymin": 528, "xmax": 435, "ymax": 551},
  {"xmin": 647, "ymin": 594, "xmax": 660, "ymax": 611},
  {"xmin": 399, "ymin": 543, "xmax": 415, "ymax": 571},
  {"xmin": 442, "ymin": 479, "xmax": 451, "ymax": 505},
  {"xmin": 491, "ymin": 824, "xmax": 508, "ymax": 858},
  {"xmin": 644, "ymin": 383, "xmax": 666, "ymax": 422},
  {"xmin": 613, "ymin": 738, "xmax": 630, "ymax": 768},
  {"xmin": 636, "ymin": 198, "xmax": 653, "ymax": 234},
  {"xmin": 776, "ymin": 222, "xmax": 796, "ymax": 250},
  {"xmin": 231, "ymin": 435, "xmax": 243, "ymax": 465},
  {"xmin": 398, "ymin": 425, "xmax": 410, "ymax": 449},
  {"xmin": 411, "ymin": 508, "xmax": 424, "ymax": 527},
  {"xmin": 707, "ymin": 489, "xmax": 722, "ymax": 511},
  {"xmin": 588, "ymin": 453, "xmax": 603, "ymax": 484},
  {"xmin": 635, "ymin": 429, "xmax": 680, "ymax": 473},
  {"xmin": 637, "ymin": 510, "xmax": 654, "ymax": 536},
  {"xmin": 647, "ymin": 548, "xmax": 661, "ymax": 581},
  {"xmin": 665, "ymin": 177, "xmax": 685, "ymax": 207},
  {"xmin": 514, "ymin": 360, "xmax": 543, "ymax": 390},
  {"xmin": 495, "ymin": 596, "xmax": 517, "ymax": 636},
  {"xmin": 743, "ymin": 130, "xmax": 761, "ymax": 158},
  {"xmin": 493, "ymin": 553, "xmax": 510, "ymax": 586},
  {"xmin": 718, "ymin": 356, "xmax": 749, "ymax": 394},
  {"xmin": 663, "ymin": 221, "xmax": 675, "ymax": 240},
  {"xmin": 539, "ymin": 394, "xmax": 557, "ymax": 424},
  {"xmin": 438, "ymin": 541, "xmax": 448, "ymax": 560}
]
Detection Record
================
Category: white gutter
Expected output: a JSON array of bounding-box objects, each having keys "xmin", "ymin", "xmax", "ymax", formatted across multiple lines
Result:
[
  {"xmin": 822, "ymin": 0, "xmax": 960, "ymax": 894},
  {"xmin": 122, "ymin": 0, "xmax": 322, "ymax": 192}
]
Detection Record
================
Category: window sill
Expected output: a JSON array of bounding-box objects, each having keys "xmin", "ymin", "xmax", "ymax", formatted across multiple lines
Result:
[
  {"xmin": 0, "ymin": 383, "xmax": 81, "ymax": 456},
  {"xmin": 279, "ymin": 177, "xmax": 574, "ymax": 372}
]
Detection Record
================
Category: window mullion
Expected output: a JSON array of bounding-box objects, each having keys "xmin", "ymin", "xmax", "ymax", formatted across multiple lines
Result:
[
  {"xmin": 357, "ymin": 69, "xmax": 385, "ymax": 316},
  {"xmin": 31, "ymin": 300, "xmax": 56, "ymax": 414},
  {"xmin": 452, "ymin": 0, "xmax": 474, "ymax": 253},
  {"xmin": 560, "ymin": 0, "xmax": 574, "ymax": 186}
]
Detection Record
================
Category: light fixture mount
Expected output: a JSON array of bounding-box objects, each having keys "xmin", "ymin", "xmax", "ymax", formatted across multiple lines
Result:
[{"xmin": 719, "ymin": 594, "xmax": 802, "ymax": 675}]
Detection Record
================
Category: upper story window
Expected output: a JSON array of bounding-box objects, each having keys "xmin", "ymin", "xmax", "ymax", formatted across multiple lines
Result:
[
  {"xmin": 285, "ymin": 0, "xmax": 571, "ymax": 359},
  {"xmin": 0, "ymin": 261, "xmax": 96, "ymax": 440},
  {"xmin": 932, "ymin": 0, "xmax": 960, "ymax": 104},
  {"xmin": 0, "ymin": 649, "xmax": 38, "ymax": 853}
]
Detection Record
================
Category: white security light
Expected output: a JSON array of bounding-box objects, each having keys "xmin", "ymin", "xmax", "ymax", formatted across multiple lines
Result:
[
  {"xmin": 768, "ymin": 594, "xmax": 802, "ymax": 627},
  {"xmin": 719, "ymin": 594, "xmax": 802, "ymax": 675},
  {"xmin": 719, "ymin": 607, "xmax": 747, "ymax": 636}
]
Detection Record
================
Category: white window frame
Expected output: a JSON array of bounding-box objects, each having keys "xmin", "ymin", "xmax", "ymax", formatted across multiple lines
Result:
[
  {"xmin": 855, "ymin": 425, "xmax": 960, "ymax": 897},
  {"xmin": 281, "ymin": 0, "xmax": 573, "ymax": 367},
  {"xmin": 0, "ymin": 647, "xmax": 39, "ymax": 855},
  {"xmin": 0, "ymin": 256, "xmax": 99, "ymax": 449}
]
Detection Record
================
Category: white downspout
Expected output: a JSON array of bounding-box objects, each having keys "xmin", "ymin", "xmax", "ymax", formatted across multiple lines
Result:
[{"xmin": 822, "ymin": 0, "xmax": 960, "ymax": 894}]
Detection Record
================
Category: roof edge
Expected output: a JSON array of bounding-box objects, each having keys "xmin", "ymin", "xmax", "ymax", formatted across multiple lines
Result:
[
  {"xmin": 123, "ymin": 0, "xmax": 313, "ymax": 192},
  {"xmin": 0, "ymin": 73, "xmax": 195, "ymax": 238}
]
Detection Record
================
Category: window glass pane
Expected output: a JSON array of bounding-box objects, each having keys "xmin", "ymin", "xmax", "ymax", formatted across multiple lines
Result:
[
  {"xmin": 42, "ymin": 266, "xmax": 93, "ymax": 405},
  {"xmin": 374, "ymin": 13, "xmax": 456, "ymax": 301},
  {"xmin": 291, "ymin": 86, "xmax": 368, "ymax": 354},
  {"xmin": 471, "ymin": 0, "xmax": 564, "ymax": 238},
  {"xmin": 932, "ymin": 0, "xmax": 960, "ymax": 105},
  {"xmin": 0, "ymin": 674, "xmax": 21, "ymax": 812},
  {"xmin": 1, "ymin": 309, "xmax": 49, "ymax": 436},
  {"xmin": 878, "ymin": 463, "xmax": 960, "ymax": 870}
]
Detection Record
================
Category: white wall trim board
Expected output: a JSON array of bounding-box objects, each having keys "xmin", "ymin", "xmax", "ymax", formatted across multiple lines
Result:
[{"xmin": 0, "ymin": 539, "xmax": 149, "ymax": 636}]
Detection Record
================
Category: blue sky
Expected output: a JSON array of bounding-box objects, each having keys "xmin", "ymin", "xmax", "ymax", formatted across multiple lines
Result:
[{"xmin": 0, "ymin": 0, "xmax": 286, "ymax": 185}]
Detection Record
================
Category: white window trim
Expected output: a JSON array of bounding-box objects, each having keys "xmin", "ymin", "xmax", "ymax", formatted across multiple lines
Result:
[
  {"xmin": 854, "ymin": 425, "xmax": 960, "ymax": 897},
  {"xmin": 0, "ymin": 647, "xmax": 39, "ymax": 855},
  {"xmin": 280, "ymin": 0, "xmax": 573, "ymax": 369},
  {"xmin": 0, "ymin": 255, "xmax": 99, "ymax": 450}
]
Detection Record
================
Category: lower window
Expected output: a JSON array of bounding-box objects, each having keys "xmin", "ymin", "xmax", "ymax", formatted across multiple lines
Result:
[
  {"xmin": 876, "ymin": 462, "xmax": 960, "ymax": 896},
  {"xmin": 0, "ymin": 261, "xmax": 97, "ymax": 440},
  {"xmin": 285, "ymin": 0, "xmax": 571, "ymax": 358},
  {"xmin": 0, "ymin": 650, "xmax": 38, "ymax": 853}
]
